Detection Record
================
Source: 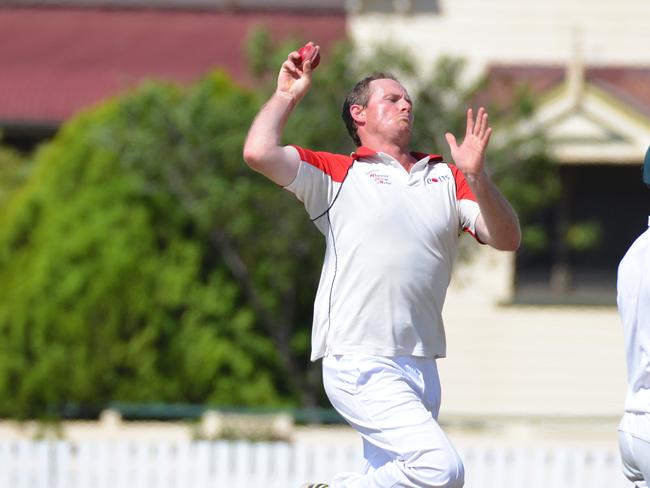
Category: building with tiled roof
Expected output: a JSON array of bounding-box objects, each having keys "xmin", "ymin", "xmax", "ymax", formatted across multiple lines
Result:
[{"xmin": 0, "ymin": 1, "xmax": 346, "ymax": 147}]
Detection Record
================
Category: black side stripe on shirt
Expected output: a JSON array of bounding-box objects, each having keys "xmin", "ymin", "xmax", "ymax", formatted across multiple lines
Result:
[
  {"xmin": 326, "ymin": 211, "xmax": 337, "ymax": 346},
  {"xmin": 310, "ymin": 162, "xmax": 354, "ymax": 349}
]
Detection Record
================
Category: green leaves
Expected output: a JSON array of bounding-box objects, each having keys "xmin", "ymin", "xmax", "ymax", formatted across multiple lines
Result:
[
  {"xmin": 0, "ymin": 72, "xmax": 295, "ymax": 418},
  {"xmin": 565, "ymin": 221, "xmax": 602, "ymax": 251},
  {"xmin": 0, "ymin": 143, "xmax": 29, "ymax": 210}
]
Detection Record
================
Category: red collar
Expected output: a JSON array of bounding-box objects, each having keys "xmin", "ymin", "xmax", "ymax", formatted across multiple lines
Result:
[{"xmin": 351, "ymin": 146, "xmax": 443, "ymax": 163}]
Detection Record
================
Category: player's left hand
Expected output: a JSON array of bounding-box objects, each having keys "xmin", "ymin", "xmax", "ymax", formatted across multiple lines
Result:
[{"xmin": 444, "ymin": 107, "xmax": 492, "ymax": 179}]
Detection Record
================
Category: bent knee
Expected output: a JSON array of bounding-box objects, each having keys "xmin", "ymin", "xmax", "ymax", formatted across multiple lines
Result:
[{"xmin": 407, "ymin": 449, "xmax": 465, "ymax": 488}]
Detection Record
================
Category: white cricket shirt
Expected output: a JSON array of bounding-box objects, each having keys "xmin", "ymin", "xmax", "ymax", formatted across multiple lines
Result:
[
  {"xmin": 618, "ymin": 217, "xmax": 650, "ymax": 414},
  {"xmin": 285, "ymin": 146, "xmax": 481, "ymax": 361}
]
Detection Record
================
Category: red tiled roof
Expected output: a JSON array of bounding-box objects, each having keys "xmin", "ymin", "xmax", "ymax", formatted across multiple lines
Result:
[
  {"xmin": 588, "ymin": 67, "xmax": 650, "ymax": 118},
  {"xmin": 0, "ymin": 7, "xmax": 346, "ymax": 124},
  {"xmin": 479, "ymin": 64, "xmax": 650, "ymax": 119}
]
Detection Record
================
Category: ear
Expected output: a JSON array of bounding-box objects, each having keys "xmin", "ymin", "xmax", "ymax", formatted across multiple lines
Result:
[{"xmin": 350, "ymin": 104, "xmax": 366, "ymax": 126}]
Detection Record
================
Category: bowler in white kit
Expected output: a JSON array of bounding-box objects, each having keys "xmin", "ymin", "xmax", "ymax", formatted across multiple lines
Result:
[{"xmin": 243, "ymin": 42, "xmax": 521, "ymax": 488}]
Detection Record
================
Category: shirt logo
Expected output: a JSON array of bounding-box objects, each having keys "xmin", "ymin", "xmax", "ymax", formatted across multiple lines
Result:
[
  {"xmin": 367, "ymin": 171, "xmax": 392, "ymax": 185},
  {"xmin": 426, "ymin": 175, "xmax": 450, "ymax": 184}
]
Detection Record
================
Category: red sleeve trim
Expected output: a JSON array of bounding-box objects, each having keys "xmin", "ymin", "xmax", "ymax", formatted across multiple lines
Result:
[
  {"xmin": 449, "ymin": 164, "xmax": 477, "ymax": 202},
  {"xmin": 463, "ymin": 226, "xmax": 486, "ymax": 244},
  {"xmin": 290, "ymin": 145, "xmax": 353, "ymax": 183}
]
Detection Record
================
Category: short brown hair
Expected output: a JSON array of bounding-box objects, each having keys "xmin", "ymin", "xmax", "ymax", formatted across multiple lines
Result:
[{"xmin": 341, "ymin": 73, "xmax": 399, "ymax": 147}]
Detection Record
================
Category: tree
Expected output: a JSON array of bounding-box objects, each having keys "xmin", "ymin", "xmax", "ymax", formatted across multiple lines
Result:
[
  {"xmin": 0, "ymin": 74, "xmax": 315, "ymax": 417},
  {"xmin": 0, "ymin": 141, "xmax": 29, "ymax": 210}
]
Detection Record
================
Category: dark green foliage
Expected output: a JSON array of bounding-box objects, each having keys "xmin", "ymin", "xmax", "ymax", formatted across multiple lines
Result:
[
  {"xmin": 0, "ymin": 142, "xmax": 29, "ymax": 209},
  {"xmin": 0, "ymin": 74, "xmax": 320, "ymax": 417}
]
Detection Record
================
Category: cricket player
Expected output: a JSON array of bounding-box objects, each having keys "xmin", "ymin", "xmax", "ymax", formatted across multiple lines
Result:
[
  {"xmin": 243, "ymin": 42, "xmax": 521, "ymax": 488},
  {"xmin": 617, "ymin": 148, "xmax": 650, "ymax": 486}
]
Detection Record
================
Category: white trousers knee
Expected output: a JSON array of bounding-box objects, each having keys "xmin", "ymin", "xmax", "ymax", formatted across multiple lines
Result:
[
  {"xmin": 323, "ymin": 355, "xmax": 464, "ymax": 488},
  {"xmin": 619, "ymin": 413, "xmax": 650, "ymax": 487}
]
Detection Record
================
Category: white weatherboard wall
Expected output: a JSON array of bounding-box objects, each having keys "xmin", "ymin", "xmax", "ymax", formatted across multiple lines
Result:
[
  {"xmin": 349, "ymin": 0, "xmax": 650, "ymax": 76},
  {"xmin": 439, "ymin": 245, "xmax": 626, "ymax": 418}
]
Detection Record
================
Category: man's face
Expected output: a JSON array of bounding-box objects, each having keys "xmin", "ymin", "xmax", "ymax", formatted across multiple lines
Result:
[{"xmin": 361, "ymin": 78, "xmax": 413, "ymax": 145}]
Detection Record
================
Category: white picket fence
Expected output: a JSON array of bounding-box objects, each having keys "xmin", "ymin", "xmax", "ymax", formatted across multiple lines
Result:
[{"xmin": 0, "ymin": 440, "xmax": 633, "ymax": 488}]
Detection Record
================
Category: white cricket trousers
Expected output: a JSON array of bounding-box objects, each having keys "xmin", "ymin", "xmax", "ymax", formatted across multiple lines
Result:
[
  {"xmin": 619, "ymin": 413, "xmax": 650, "ymax": 487},
  {"xmin": 322, "ymin": 355, "xmax": 464, "ymax": 488}
]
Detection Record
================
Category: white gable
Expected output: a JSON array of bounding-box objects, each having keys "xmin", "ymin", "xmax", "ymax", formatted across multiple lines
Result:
[{"xmin": 535, "ymin": 83, "xmax": 650, "ymax": 164}]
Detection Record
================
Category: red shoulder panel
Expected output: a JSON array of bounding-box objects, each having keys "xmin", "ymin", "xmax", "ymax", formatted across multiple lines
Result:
[{"xmin": 291, "ymin": 145, "xmax": 353, "ymax": 183}]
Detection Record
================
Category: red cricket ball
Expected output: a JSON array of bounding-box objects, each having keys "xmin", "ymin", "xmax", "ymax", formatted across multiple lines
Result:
[{"xmin": 298, "ymin": 43, "xmax": 321, "ymax": 70}]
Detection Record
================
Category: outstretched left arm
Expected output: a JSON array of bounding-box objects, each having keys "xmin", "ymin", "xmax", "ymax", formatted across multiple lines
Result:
[{"xmin": 445, "ymin": 107, "xmax": 521, "ymax": 251}]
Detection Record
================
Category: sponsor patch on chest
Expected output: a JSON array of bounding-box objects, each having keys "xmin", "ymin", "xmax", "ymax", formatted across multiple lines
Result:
[{"xmin": 366, "ymin": 170, "xmax": 392, "ymax": 185}]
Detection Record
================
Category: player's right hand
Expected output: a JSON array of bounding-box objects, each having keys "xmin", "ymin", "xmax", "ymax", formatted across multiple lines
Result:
[{"xmin": 276, "ymin": 42, "xmax": 319, "ymax": 103}]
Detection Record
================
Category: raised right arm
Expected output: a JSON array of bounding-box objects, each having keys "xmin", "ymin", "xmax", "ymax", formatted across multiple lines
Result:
[{"xmin": 243, "ymin": 43, "xmax": 320, "ymax": 187}]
